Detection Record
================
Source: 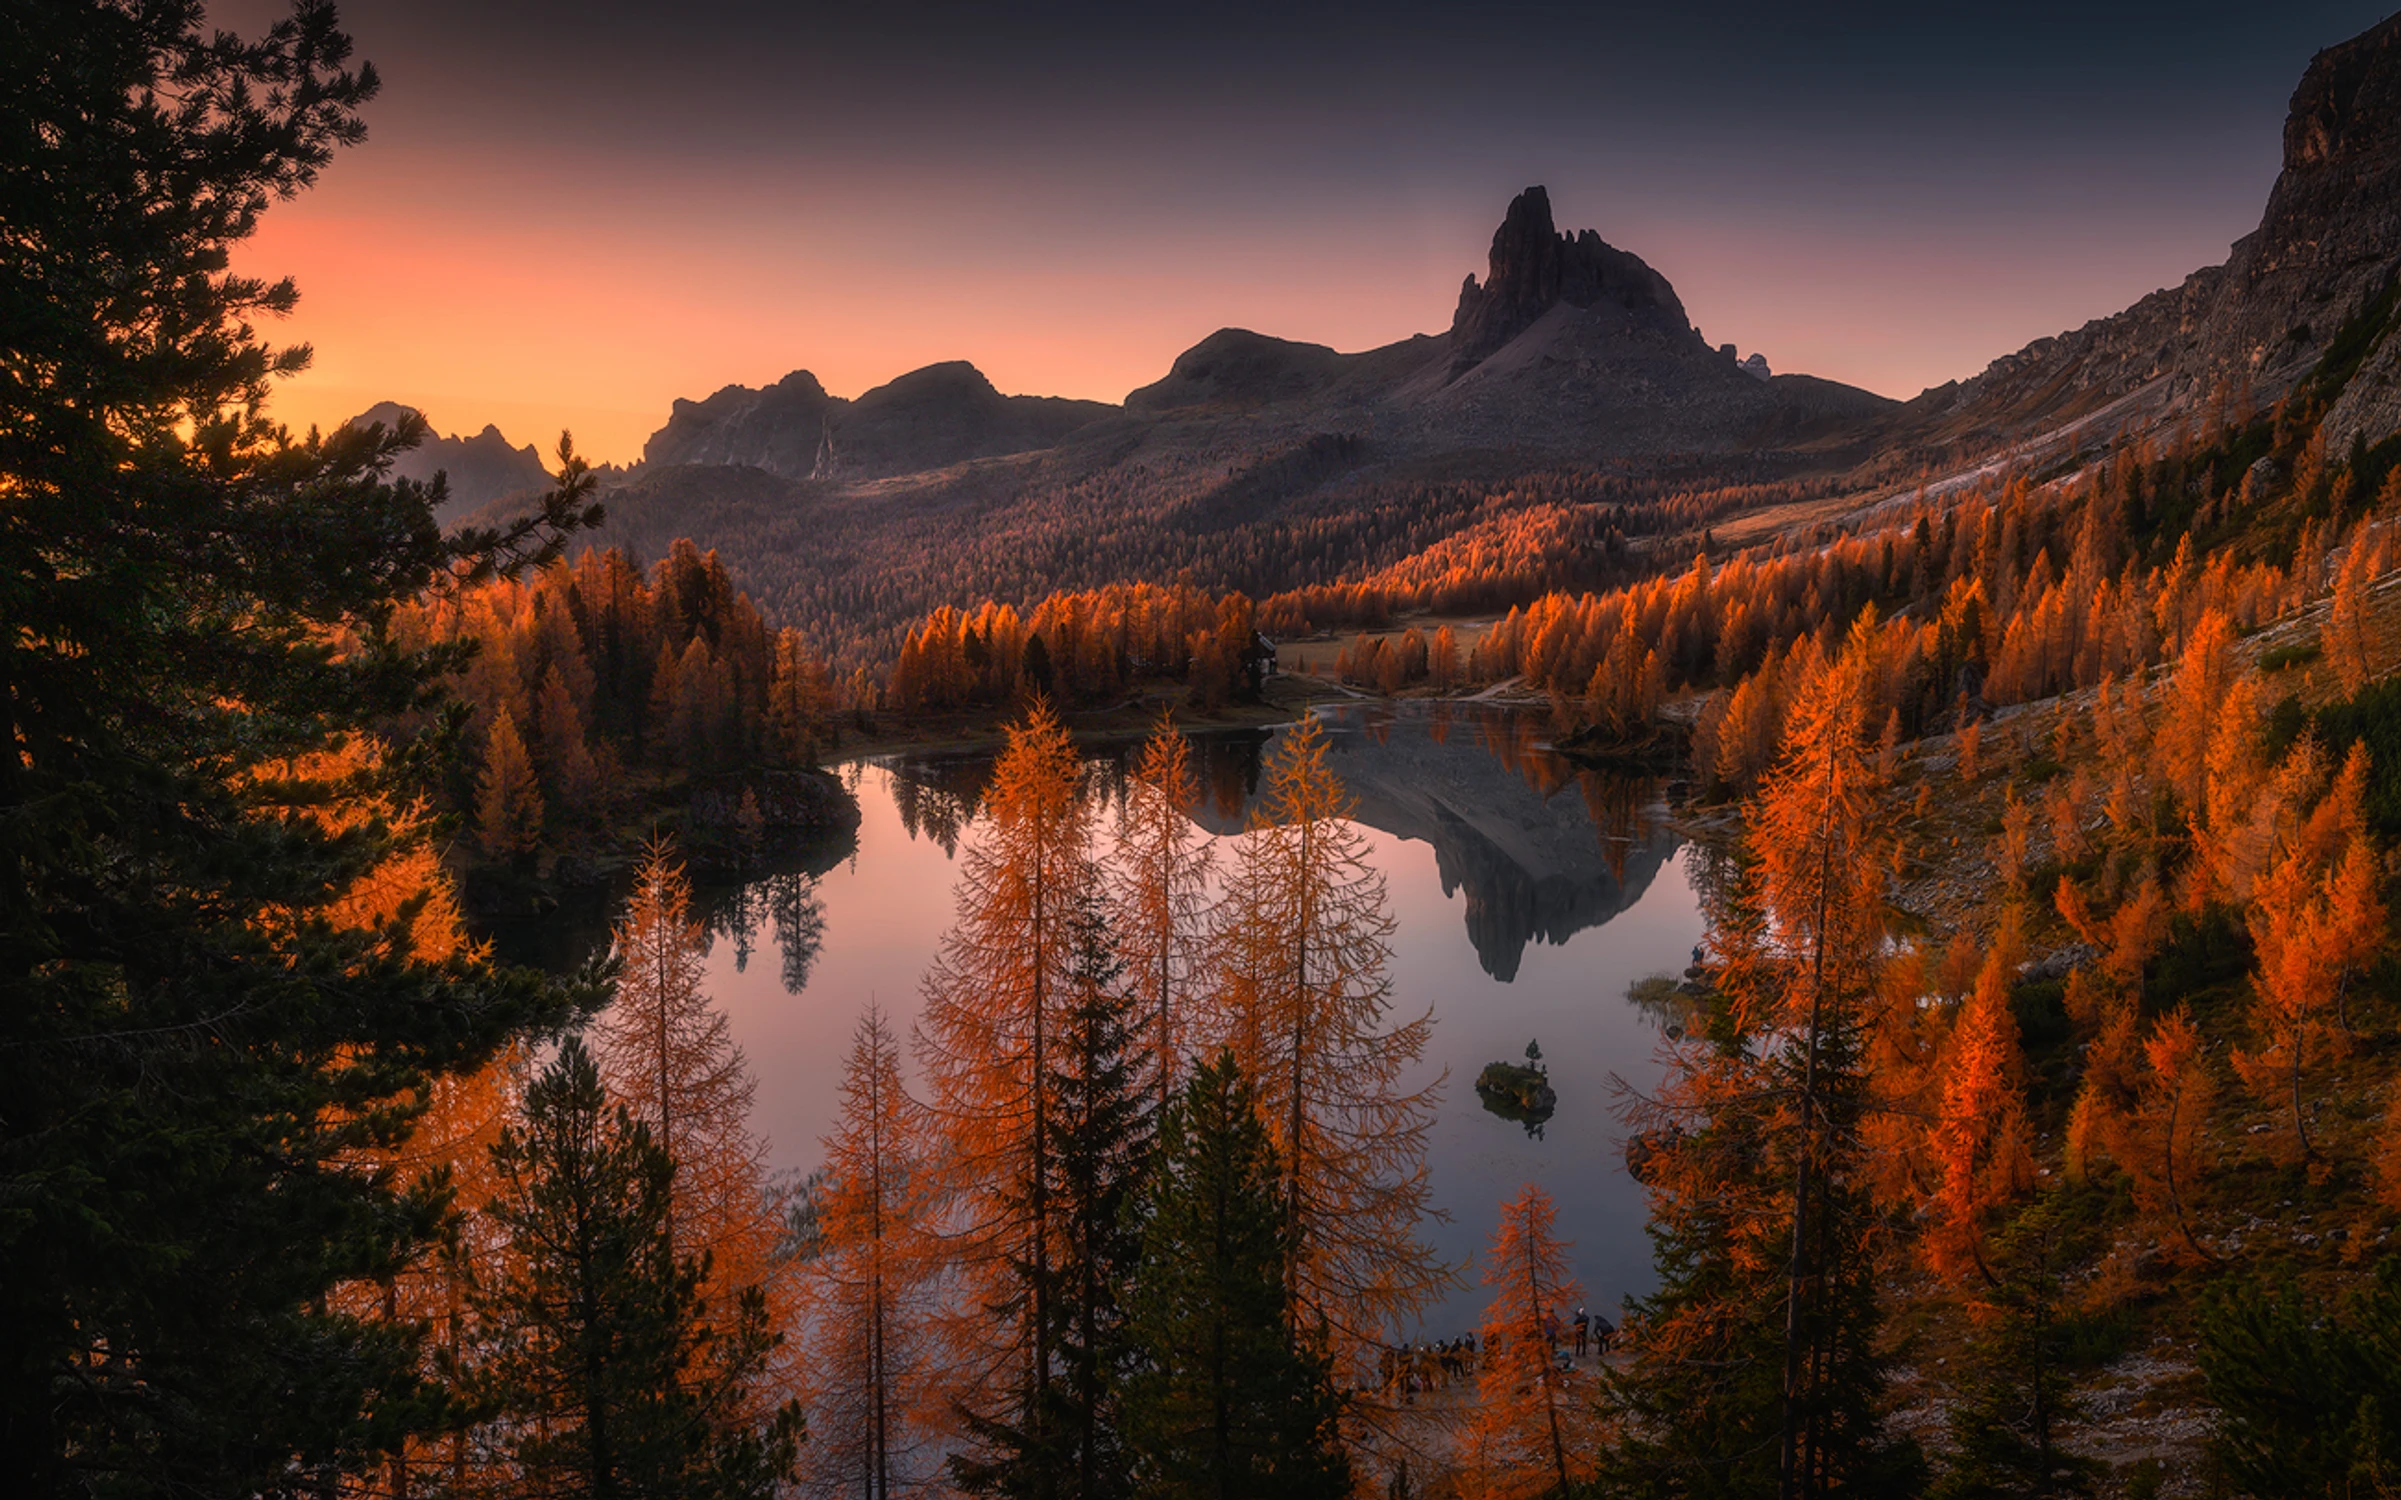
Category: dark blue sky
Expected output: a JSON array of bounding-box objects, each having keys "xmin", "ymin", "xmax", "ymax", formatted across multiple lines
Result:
[{"xmin": 218, "ymin": 0, "xmax": 2401, "ymax": 459}]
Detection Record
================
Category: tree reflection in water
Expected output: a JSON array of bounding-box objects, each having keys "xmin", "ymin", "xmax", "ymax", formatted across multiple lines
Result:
[{"xmin": 710, "ymin": 870, "xmax": 829, "ymax": 993}]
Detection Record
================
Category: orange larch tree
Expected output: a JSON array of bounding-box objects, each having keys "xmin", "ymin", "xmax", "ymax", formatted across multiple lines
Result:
[
  {"xmin": 1605, "ymin": 624, "xmax": 1914, "ymax": 1494},
  {"xmin": 592, "ymin": 838, "xmax": 782, "ymax": 1313},
  {"xmin": 914, "ymin": 701, "xmax": 1091, "ymax": 1412},
  {"xmin": 1209, "ymin": 714, "xmax": 1447, "ymax": 1379},
  {"xmin": 2128, "ymin": 1009, "xmax": 2217, "ymax": 1262},
  {"xmin": 1463, "ymin": 1185, "xmax": 1600, "ymax": 1500},
  {"xmin": 1110, "ymin": 712, "xmax": 1215, "ymax": 1116},
  {"xmin": 2327, "ymin": 523, "xmax": 2380, "ymax": 696},
  {"xmin": 1923, "ymin": 911, "xmax": 2036, "ymax": 1285},
  {"xmin": 2158, "ymin": 607, "xmax": 2240, "ymax": 817},
  {"xmin": 800, "ymin": 1004, "xmax": 951, "ymax": 1500},
  {"xmin": 2054, "ymin": 866, "xmax": 2167, "ymax": 1018},
  {"xmin": 2237, "ymin": 741, "xmax": 2384, "ymax": 1164},
  {"xmin": 1731, "ymin": 618, "xmax": 1902, "ymax": 1494},
  {"xmin": 476, "ymin": 704, "xmax": 545, "ymax": 859}
]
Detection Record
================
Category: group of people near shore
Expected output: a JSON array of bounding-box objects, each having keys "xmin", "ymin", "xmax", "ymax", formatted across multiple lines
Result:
[{"xmin": 1377, "ymin": 1305, "xmax": 1621, "ymax": 1398}]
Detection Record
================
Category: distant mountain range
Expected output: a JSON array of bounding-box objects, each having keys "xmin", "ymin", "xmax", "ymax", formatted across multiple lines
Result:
[
  {"xmin": 347, "ymin": 402, "xmax": 551, "ymax": 520},
  {"xmin": 427, "ymin": 11, "xmax": 2401, "ymax": 654},
  {"xmin": 646, "ymin": 362, "xmax": 1114, "ymax": 481},
  {"xmin": 609, "ymin": 180, "xmax": 1895, "ymax": 489}
]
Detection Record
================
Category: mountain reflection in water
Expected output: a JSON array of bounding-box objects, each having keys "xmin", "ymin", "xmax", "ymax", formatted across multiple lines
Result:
[{"xmin": 885, "ymin": 702, "xmax": 1676, "ymax": 983}]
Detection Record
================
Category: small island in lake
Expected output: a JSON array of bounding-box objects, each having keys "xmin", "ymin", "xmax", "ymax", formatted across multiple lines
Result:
[{"xmin": 1476, "ymin": 1039, "xmax": 1557, "ymax": 1135}]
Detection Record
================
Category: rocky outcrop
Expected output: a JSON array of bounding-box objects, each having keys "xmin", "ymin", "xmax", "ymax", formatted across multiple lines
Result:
[
  {"xmin": 642, "ymin": 369, "xmax": 840, "ymax": 476},
  {"xmin": 349, "ymin": 402, "xmax": 550, "ymax": 519},
  {"xmin": 1121, "ymin": 185, "xmax": 1890, "ymax": 463},
  {"xmin": 1449, "ymin": 186, "xmax": 1705, "ymax": 373},
  {"xmin": 642, "ymin": 361, "xmax": 1113, "ymax": 480},
  {"xmin": 1907, "ymin": 12, "xmax": 2401, "ymax": 459},
  {"xmin": 839, "ymin": 361, "xmax": 1114, "ymax": 475},
  {"xmin": 1123, "ymin": 328, "xmax": 1352, "ymax": 414}
]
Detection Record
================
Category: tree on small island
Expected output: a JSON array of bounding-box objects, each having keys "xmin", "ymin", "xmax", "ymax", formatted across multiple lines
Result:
[{"xmin": 1477, "ymin": 1044, "xmax": 1560, "ymax": 1135}]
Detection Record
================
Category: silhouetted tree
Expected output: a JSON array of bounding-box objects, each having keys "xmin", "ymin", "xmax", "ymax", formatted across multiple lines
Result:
[{"xmin": 1122, "ymin": 1055, "xmax": 1350, "ymax": 1500}]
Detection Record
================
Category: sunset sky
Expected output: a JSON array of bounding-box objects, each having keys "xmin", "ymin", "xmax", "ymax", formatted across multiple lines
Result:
[{"xmin": 221, "ymin": 0, "xmax": 2398, "ymax": 465}]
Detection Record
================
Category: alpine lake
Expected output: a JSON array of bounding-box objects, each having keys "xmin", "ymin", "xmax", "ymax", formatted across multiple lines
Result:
[{"xmin": 495, "ymin": 701, "xmax": 1708, "ymax": 1337}]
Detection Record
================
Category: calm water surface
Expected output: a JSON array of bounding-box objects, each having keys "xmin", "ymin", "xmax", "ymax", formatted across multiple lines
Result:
[{"xmin": 560, "ymin": 703, "xmax": 1705, "ymax": 1335}]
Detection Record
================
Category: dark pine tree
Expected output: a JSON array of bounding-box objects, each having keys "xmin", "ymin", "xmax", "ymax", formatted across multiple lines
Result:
[
  {"xmin": 1930, "ymin": 1191, "xmax": 2103, "ymax": 1500},
  {"xmin": 0, "ymin": 3, "xmax": 602, "ymax": 1493},
  {"xmin": 472, "ymin": 1037, "xmax": 801, "ymax": 1500},
  {"xmin": 2199, "ymin": 1255, "xmax": 2401, "ymax": 1497},
  {"xmin": 1120, "ymin": 1053, "xmax": 1351, "ymax": 1500},
  {"xmin": 1022, "ymin": 633, "xmax": 1057, "ymax": 705},
  {"xmin": 956, "ymin": 884, "xmax": 1156, "ymax": 1500},
  {"xmin": 1600, "ymin": 861, "xmax": 1921, "ymax": 1499},
  {"xmin": 1598, "ymin": 994, "xmax": 1792, "ymax": 1500}
]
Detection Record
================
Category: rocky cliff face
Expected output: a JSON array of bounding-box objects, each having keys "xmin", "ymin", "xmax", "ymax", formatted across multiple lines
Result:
[
  {"xmin": 642, "ymin": 361, "xmax": 1113, "ymax": 480},
  {"xmin": 1449, "ymin": 186, "xmax": 1705, "ymax": 373},
  {"xmin": 349, "ymin": 402, "xmax": 550, "ymax": 519},
  {"xmin": 642, "ymin": 370, "xmax": 839, "ymax": 476},
  {"xmin": 1908, "ymin": 13, "xmax": 2401, "ymax": 459},
  {"xmin": 1122, "ymin": 185, "xmax": 1891, "ymax": 462}
]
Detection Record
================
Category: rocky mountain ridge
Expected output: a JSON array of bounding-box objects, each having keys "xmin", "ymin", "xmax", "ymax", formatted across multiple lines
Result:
[
  {"xmin": 348, "ymin": 401, "xmax": 550, "ymax": 520},
  {"xmin": 1115, "ymin": 184, "xmax": 1892, "ymax": 462},
  {"xmin": 1896, "ymin": 12, "xmax": 2401, "ymax": 464},
  {"xmin": 642, "ymin": 360, "xmax": 1115, "ymax": 481}
]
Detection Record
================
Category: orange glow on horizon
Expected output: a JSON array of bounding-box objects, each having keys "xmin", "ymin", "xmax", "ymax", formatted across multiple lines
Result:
[{"xmin": 238, "ymin": 141, "xmax": 2259, "ymax": 468}]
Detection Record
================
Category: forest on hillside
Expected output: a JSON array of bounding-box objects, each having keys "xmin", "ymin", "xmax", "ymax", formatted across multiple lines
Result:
[{"xmin": 540, "ymin": 451, "xmax": 1840, "ymax": 670}]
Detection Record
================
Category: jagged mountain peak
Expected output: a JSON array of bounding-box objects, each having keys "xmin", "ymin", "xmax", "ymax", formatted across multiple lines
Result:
[
  {"xmin": 642, "ymin": 360, "xmax": 1114, "ymax": 480},
  {"xmin": 1449, "ymin": 185, "xmax": 1701, "ymax": 372},
  {"xmin": 2283, "ymin": 11, "xmax": 2401, "ymax": 174},
  {"xmin": 343, "ymin": 402, "xmax": 549, "ymax": 519}
]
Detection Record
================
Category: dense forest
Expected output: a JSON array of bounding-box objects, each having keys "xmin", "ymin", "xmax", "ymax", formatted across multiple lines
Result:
[
  {"xmin": 392, "ymin": 541, "xmax": 860, "ymax": 884},
  {"xmin": 532, "ymin": 450, "xmax": 1846, "ymax": 671}
]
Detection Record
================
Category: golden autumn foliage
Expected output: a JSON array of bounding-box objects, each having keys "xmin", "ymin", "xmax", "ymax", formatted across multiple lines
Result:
[
  {"xmin": 396, "ymin": 542, "xmax": 844, "ymax": 858},
  {"xmin": 2328, "ymin": 522, "xmax": 2381, "ymax": 694},
  {"xmin": 1743, "ymin": 618, "xmax": 1892, "ymax": 1039},
  {"xmin": 2131, "ymin": 1010, "xmax": 2218, "ymax": 1262},
  {"xmin": 887, "ymin": 585, "xmax": 1260, "ymax": 713},
  {"xmin": 2159, "ymin": 607, "xmax": 2241, "ymax": 817},
  {"xmin": 2067, "ymin": 1005, "xmax": 2221, "ymax": 1264},
  {"xmin": 1209, "ymin": 715, "xmax": 1446, "ymax": 1371},
  {"xmin": 2236, "ymin": 741, "xmax": 2384, "ymax": 1166},
  {"xmin": 1462, "ymin": 1186, "xmax": 1601, "ymax": 1500},
  {"xmin": 913, "ymin": 701, "xmax": 1092, "ymax": 1402},
  {"xmin": 1923, "ymin": 911, "xmax": 2036, "ymax": 1285},
  {"xmin": 476, "ymin": 705, "xmax": 545, "ymax": 858},
  {"xmin": 593, "ymin": 840, "xmax": 783, "ymax": 1315},
  {"xmin": 1110, "ymin": 712, "xmax": 1214, "ymax": 1116},
  {"xmin": 798, "ymin": 1005, "xmax": 952, "ymax": 1499}
]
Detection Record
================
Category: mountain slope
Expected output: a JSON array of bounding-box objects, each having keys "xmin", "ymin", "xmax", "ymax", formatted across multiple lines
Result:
[{"xmin": 1896, "ymin": 12, "xmax": 2401, "ymax": 465}]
